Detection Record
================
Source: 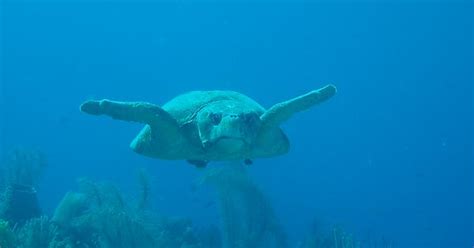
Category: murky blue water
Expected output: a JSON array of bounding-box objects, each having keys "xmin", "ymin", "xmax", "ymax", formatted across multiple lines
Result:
[{"xmin": 1, "ymin": 1, "xmax": 472, "ymax": 247}]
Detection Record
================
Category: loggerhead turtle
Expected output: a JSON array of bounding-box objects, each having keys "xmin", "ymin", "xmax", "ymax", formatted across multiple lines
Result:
[{"xmin": 80, "ymin": 84, "xmax": 336, "ymax": 167}]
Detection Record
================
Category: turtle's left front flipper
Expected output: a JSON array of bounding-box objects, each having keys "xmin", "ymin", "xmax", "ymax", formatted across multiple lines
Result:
[
  {"xmin": 260, "ymin": 84, "xmax": 337, "ymax": 127},
  {"xmin": 80, "ymin": 99, "xmax": 178, "ymax": 131}
]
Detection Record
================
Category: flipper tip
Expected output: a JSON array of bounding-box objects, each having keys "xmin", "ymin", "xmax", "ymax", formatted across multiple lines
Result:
[
  {"xmin": 324, "ymin": 84, "xmax": 337, "ymax": 95},
  {"xmin": 314, "ymin": 84, "xmax": 337, "ymax": 102},
  {"xmin": 80, "ymin": 100, "xmax": 101, "ymax": 115}
]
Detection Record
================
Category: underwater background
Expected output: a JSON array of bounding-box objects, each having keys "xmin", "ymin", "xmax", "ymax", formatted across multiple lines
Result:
[{"xmin": 1, "ymin": 0, "xmax": 472, "ymax": 247}]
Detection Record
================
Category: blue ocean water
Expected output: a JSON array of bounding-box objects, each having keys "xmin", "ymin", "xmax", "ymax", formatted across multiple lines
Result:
[{"xmin": 1, "ymin": 0, "xmax": 472, "ymax": 247}]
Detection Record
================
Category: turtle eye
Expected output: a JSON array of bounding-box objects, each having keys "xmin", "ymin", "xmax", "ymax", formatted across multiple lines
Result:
[{"xmin": 209, "ymin": 113, "xmax": 222, "ymax": 125}]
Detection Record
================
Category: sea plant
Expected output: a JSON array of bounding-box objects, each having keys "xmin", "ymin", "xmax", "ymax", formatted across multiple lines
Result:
[
  {"xmin": 299, "ymin": 219, "xmax": 397, "ymax": 248},
  {"xmin": 51, "ymin": 174, "xmax": 212, "ymax": 248},
  {"xmin": 16, "ymin": 216, "xmax": 60, "ymax": 248},
  {"xmin": 2, "ymin": 147, "xmax": 47, "ymax": 187},
  {"xmin": 0, "ymin": 219, "xmax": 16, "ymax": 248},
  {"xmin": 137, "ymin": 168, "xmax": 151, "ymax": 210},
  {"xmin": 0, "ymin": 148, "xmax": 45, "ymax": 225},
  {"xmin": 201, "ymin": 164, "xmax": 287, "ymax": 248}
]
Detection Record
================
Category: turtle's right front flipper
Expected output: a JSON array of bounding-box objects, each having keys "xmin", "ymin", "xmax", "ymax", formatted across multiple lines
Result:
[
  {"xmin": 81, "ymin": 99, "xmax": 190, "ymax": 159},
  {"xmin": 80, "ymin": 99, "xmax": 178, "ymax": 131}
]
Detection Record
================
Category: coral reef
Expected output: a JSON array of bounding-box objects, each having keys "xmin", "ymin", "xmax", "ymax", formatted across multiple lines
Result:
[
  {"xmin": 299, "ymin": 221, "xmax": 395, "ymax": 248},
  {"xmin": 2, "ymin": 147, "xmax": 47, "ymax": 187},
  {"xmin": 0, "ymin": 163, "xmax": 220, "ymax": 248},
  {"xmin": 299, "ymin": 222, "xmax": 360, "ymax": 248},
  {"xmin": 137, "ymin": 168, "xmax": 151, "ymax": 211},
  {"xmin": 201, "ymin": 164, "xmax": 288, "ymax": 248},
  {"xmin": 51, "ymin": 178, "xmax": 178, "ymax": 247},
  {"xmin": 0, "ymin": 148, "xmax": 45, "ymax": 226},
  {"xmin": 0, "ymin": 148, "xmax": 394, "ymax": 248},
  {"xmin": 49, "ymin": 176, "xmax": 216, "ymax": 248},
  {"xmin": 0, "ymin": 166, "xmax": 5, "ymax": 194},
  {"xmin": 0, "ymin": 219, "xmax": 16, "ymax": 248},
  {"xmin": 1, "ymin": 184, "xmax": 42, "ymax": 226},
  {"xmin": 16, "ymin": 216, "xmax": 66, "ymax": 248}
]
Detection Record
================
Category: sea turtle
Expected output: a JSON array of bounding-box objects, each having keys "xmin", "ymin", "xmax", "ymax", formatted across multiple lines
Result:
[{"xmin": 80, "ymin": 84, "xmax": 336, "ymax": 167}]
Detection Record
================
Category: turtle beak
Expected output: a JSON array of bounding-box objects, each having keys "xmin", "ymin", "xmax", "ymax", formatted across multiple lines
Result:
[{"xmin": 198, "ymin": 111, "xmax": 260, "ymax": 151}]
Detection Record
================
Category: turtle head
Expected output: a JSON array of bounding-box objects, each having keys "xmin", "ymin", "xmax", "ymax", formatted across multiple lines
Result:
[{"xmin": 196, "ymin": 101, "xmax": 262, "ymax": 154}]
